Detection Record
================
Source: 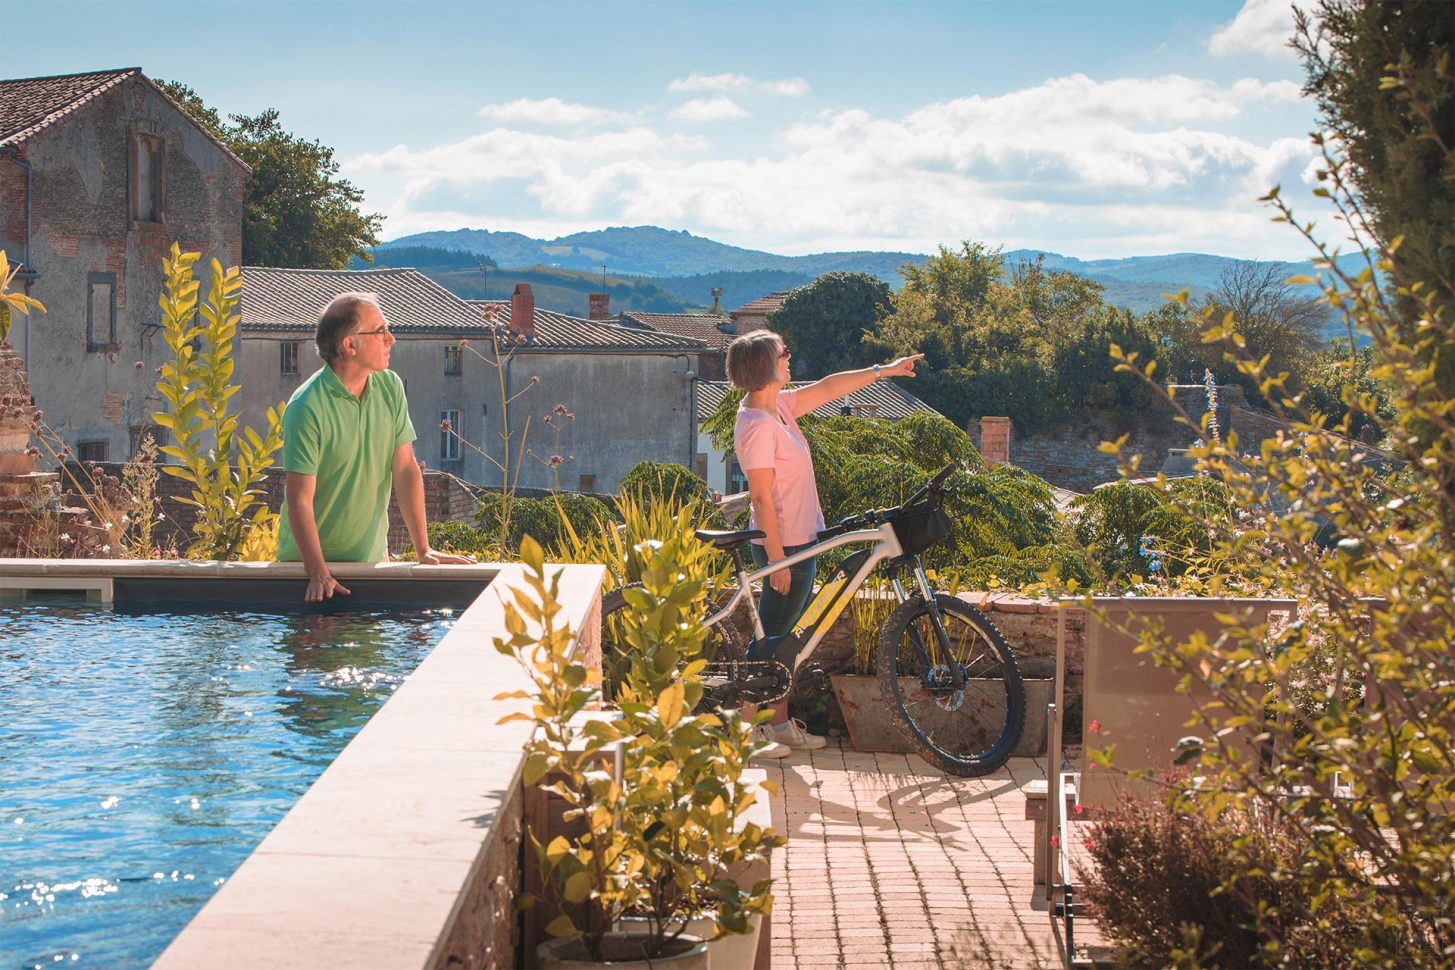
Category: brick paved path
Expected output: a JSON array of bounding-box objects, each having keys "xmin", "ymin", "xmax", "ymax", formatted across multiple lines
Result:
[{"xmin": 759, "ymin": 743, "xmax": 1070, "ymax": 970}]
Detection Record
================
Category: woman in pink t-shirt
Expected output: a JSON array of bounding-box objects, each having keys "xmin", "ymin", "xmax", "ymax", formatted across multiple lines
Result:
[{"xmin": 726, "ymin": 329, "xmax": 923, "ymax": 755}]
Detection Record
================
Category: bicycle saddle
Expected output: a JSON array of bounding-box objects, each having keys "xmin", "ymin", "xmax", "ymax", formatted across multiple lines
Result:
[{"xmin": 693, "ymin": 528, "xmax": 765, "ymax": 549}]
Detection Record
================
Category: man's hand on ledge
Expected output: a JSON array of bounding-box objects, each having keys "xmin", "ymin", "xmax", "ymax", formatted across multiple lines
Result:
[
  {"xmin": 416, "ymin": 548, "xmax": 476, "ymax": 565},
  {"xmin": 305, "ymin": 571, "xmax": 352, "ymax": 603}
]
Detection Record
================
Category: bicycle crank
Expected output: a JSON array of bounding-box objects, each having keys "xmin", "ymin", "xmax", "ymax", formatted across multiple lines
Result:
[{"xmin": 703, "ymin": 659, "xmax": 792, "ymax": 705}]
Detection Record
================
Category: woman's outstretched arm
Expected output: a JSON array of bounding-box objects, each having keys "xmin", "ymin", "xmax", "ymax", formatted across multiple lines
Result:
[{"xmin": 788, "ymin": 354, "xmax": 924, "ymax": 416}]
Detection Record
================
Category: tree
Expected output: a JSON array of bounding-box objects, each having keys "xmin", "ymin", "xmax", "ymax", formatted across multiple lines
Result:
[
  {"xmin": 1295, "ymin": 0, "xmax": 1454, "ymax": 323},
  {"xmin": 770, "ymin": 272, "xmax": 891, "ymax": 379},
  {"xmin": 156, "ymin": 80, "xmax": 382, "ymax": 269},
  {"xmin": 1198, "ymin": 260, "xmax": 1330, "ymax": 400}
]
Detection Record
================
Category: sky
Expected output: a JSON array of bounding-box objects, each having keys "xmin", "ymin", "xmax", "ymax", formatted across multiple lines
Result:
[{"xmin": 1, "ymin": 0, "xmax": 1331, "ymax": 261}]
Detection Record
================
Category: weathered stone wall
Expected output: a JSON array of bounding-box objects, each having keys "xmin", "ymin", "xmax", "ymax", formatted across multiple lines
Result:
[
  {"xmin": 45, "ymin": 462, "xmax": 478, "ymax": 557},
  {"xmin": 1, "ymin": 75, "xmax": 246, "ymax": 464},
  {"xmin": 966, "ymin": 384, "xmax": 1288, "ymax": 493},
  {"xmin": 431, "ymin": 781, "xmax": 521, "ymax": 970}
]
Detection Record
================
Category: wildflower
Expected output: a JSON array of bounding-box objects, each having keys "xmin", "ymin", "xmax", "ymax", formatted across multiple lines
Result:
[
  {"xmin": 1073, "ymin": 803, "xmax": 1084, "ymax": 816},
  {"xmin": 456, "ymin": 338, "xmax": 469, "ymax": 348},
  {"xmin": 552, "ymin": 403, "xmax": 570, "ymax": 415},
  {"xmin": 25, "ymin": 445, "xmax": 39, "ymax": 457},
  {"xmin": 529, "ymin": 375, "xmax": 540, "ymax": 385},
  {"xmin": 103, "ymin": 522, "xmax": 113, "ymax": 530},
  {"xmin": 1088, "ymin": 719, "xmax": 1101, "ymax": 733},
  {"xmin": 543, "ymin": 415, "xmax": 552, "ymax": 426},
  {"xmin": 439, "ymin": 418, "xmax": 453, "ymax": 432},
  {"xmin": 151, "ymin": 548, "xmax": 161, "ymax": 559},
  {"xmin": 547, "ymin": 454, "xmax": 565, "ymax": 468},
  {"xmin": 133, "ymin": 361, "xmax": 144, "ymax": 370},
  {"xmin": 31, "ymin": 408, "xmax": 42, "ymax": 422},
  {"xmin": 59, "ymin": 533, "xmax": 72, "ymax": 543},
  {"xmin": 1084, "ymin": 836, "xmax": 1095, "ymax": 850},
  {"xmin": 101, "ymin": 544, "xmax": 111, "ymax": 554}
]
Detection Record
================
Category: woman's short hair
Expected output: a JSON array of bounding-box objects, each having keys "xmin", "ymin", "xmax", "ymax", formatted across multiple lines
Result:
[
  {"xmin": 315, "ymin": 291, "xmax": 379, "ymax": 363},
  {"xmin": 727, "ymin": 330, "xmax": 784, "ymax": 391}
]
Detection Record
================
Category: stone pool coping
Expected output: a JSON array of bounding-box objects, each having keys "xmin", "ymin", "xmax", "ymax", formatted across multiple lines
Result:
[{"xmin": 2, "ymin": 558, "xmax": 605, "ymax": 968}]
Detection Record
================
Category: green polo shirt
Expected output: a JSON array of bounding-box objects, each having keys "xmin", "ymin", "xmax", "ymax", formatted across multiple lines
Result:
[{"xmin": 277, "ymin": 366, "xmax": 416, "ymax": 563}]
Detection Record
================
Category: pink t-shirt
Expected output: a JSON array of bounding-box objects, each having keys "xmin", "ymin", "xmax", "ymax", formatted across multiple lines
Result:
[{"xmin": 734, "ymin": 389, "xmax": 825, "ymax": 547}]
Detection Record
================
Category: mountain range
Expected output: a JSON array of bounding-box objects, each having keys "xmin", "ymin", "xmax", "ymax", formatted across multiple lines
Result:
[{"xmin": 373, "ymin": 225, "xmax": 1360, "ymax": 318}]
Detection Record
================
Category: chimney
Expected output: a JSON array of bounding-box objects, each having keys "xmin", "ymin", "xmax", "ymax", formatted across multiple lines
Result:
[
  {"xmin": 710, "ymin": 287, "xmax": 723, "ymax": 314},
  {"xmin": 588, "ymin": 293, "xmax": 610, "ymax": 321},
  {"xmin": 510, "ymin": 283, "xmax": 535, "ymax": 340},
  {"xmin": 979, "ymin": 416, "xmax": 1012, "ymax": 467}
]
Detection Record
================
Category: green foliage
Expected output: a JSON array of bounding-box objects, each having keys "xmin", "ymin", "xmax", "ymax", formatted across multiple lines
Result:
[
  {"xmin": 0, "ymin": 250, "xmax": 45, "ymax": 344},
  {"xmin": 157, "ymin": 80, "xmax": 382, "ymax": 269},
  {"xmin": 151, "ymin": 245, "xmax": 285, "ymax": 561},
  {"xmin": 618, "ymin": 461, "xmax": 713, "ymax": 510},
  {"xmin": 558, "ymin": 487, "xmax": 729, "ymax": 592},
  {"xmin": 474, "ymin": 490, "xmax": 614, "ymax": 555},
  {"xmin": 495, "ymin": 538, "xmax": 780, "ymax": 962},
  {"xmin": 422, "ymin": 519, "xmax": 501, "ymax": 559},
  {"xmin": 771, "ymin": 272, "xmax": 892, "ymax": 379},
  {"xmin": 1085, "ymin": 42, "xmax": 1455, "ymax": 959},
  {"xmin": 1078, "ymin": 785, "xmax": 1376, "ymax": 967}
]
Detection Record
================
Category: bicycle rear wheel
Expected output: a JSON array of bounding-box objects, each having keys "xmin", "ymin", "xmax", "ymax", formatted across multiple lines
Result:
[{"xmin": 877, "ymin": 593, "xmax": 1025, "ymax": 776}]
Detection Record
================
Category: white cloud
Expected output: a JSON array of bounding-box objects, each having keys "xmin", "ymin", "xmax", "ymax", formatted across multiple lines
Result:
[
  {"xmin": 670, "ymin": 96, "xmax": 749, "ymax": 122},
  {"xmin": 347, "ymin": 72, "xmax": 1325, "ymax": 260},
  {"xmin": 761, "ymin": 77, "xmax": 810, "ymax": 97},
  {"xmin": 476, "ymin": 97, "xmax": 634, "ymax": 127},
  {"xmin": 668, "ymin": 72, "xmax": 751, "ymax": 92},
  {"xmin": 1210, "ymin": 0, "xmax": 1313, "ymax": 57}
]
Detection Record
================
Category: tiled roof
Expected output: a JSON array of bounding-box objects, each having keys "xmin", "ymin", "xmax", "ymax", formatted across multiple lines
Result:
[
  {"xmin": 618, "ymin": 311, "xmax": 735, "ymax": 350},
  {"xmin": 0, "ymin": 67, "xmax": 248, "ymax": 170},
  {"xmin": 0, "ymin": 68, "xmax": 137, "ymax": 146},
  {"xmin": 469, "ymin": 301, "xmax": 708, "ymax": 352},
  {"xmin": 729, "ymin": 291, "xmax": 792, "ymax": 318},
  {"xmin": 241, "ymin": 267, "xmax": 485, "ymax": 332},
  {"xmin": 695, "ymin": 380, "xmax": 943, "ymax": 422}
]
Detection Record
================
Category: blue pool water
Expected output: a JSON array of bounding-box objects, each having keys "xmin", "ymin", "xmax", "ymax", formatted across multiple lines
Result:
[{"xmin": 0, "ymin": 597, "xmax": 458, "ymax": 969}]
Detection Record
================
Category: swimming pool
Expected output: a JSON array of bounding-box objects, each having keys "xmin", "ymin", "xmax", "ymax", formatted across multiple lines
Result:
[{"xmin": 0, "ymin": 597, "xmax": 459, "ymax": 969}]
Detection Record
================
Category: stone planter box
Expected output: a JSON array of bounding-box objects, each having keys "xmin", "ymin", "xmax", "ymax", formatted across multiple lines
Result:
[{"xmin": 831, "ymin": 673, "xmax": 1051, "ymax": 758}]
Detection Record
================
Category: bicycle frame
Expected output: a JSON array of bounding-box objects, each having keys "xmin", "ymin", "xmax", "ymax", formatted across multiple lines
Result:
[{"xmin": 703, "ymin": 520, "xmax": 943, "ymax": 676}]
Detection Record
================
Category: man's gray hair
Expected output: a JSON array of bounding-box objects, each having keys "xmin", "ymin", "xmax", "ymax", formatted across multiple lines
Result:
[{"xmin": 315, "ymin": 291, "xmax": 380, "ymax": 363}]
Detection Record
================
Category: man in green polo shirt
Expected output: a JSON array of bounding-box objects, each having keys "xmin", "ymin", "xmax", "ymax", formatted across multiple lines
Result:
[{"xmin": 278, "ymin": 291, "xmax": 472, "ymax": 602}]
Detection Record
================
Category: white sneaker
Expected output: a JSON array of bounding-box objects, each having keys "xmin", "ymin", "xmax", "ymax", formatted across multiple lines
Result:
[
  {"xmin": 772, "ymin": 718, "xmax": 827, "ymax": 751},
  {"xmin": 750, "ymin": 725, "xmax": 792, "ymax": 760}
]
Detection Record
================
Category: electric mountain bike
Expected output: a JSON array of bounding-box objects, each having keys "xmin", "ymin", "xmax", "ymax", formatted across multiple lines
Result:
[{"xmin": 601, "ymin": 463, "xmax": 1026, "ymax": 777}]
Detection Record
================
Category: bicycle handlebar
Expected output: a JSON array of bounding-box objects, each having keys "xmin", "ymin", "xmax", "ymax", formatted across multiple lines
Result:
[{"xmin": 815, "ymin": 463, "xmax": 963, "ymax": 543}]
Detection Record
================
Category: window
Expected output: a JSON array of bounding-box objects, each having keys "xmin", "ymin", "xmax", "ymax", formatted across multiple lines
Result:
[
  {"xmin": 579, "ymin": 474, "xmax": 596, "ymax": 493},
  {"xmin": 129, "ymin": 424, "xmax": 166, "ymax": 456},
  {"xmin": 280, "ymin": 341, "xmax": 300, "ymax": 375},
  {"xmin": 444, "ymin": 345, "xmax": 462, "ymax": 376},
  {"xmin": 87, "ymin": 273, "xmax": 117, "ymax": 351},
  {"xmin": 77, "ymin": 440, "xmax": 109, "ymax": 463},
  {"xmin": 440, "ymin": 409, "xmax": 462, "ymax": 462},
  {"xmin": 727, "ymin": 457, "xmax": 748, "ymax": 494},
  {"xmin": 130, "ymin": 130, "xmax": 165, "ymax": 223}
]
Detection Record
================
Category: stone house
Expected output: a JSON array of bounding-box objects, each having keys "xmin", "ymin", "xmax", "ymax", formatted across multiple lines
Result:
[
  {"xmin": 0, "ymin": 67, "xmax": 249, "ymax": 462},
  {"xmin": 728, "ymin": 291, "xmax": 791, "ymax": 333},
  {"xmin": 616, "ymin": 309, "xmax": 735, "ymax": 380},
  {"xmin": 694, "ymin": 378, "xmax": 945, "ymax": 494},
  {"xmin": 239, "ymin": 270, "xmax": 708, "ymax": 494}
]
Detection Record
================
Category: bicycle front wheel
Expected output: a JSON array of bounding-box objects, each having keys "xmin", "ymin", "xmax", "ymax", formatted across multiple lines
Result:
[{"xmin": 877, "ymin": 593, "xmax": 1025, "ymax": 776}]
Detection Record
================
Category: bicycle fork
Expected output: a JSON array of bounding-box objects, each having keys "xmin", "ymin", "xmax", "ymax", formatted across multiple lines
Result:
[{"xmin": 894, "ymin": 559, "xmax": 970, "ymax": 694}]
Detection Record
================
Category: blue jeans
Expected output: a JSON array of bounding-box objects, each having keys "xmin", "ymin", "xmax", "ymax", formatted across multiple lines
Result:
[{"xmin": 749, "ymin": 541, "xmax": 817, "ymax": 659}]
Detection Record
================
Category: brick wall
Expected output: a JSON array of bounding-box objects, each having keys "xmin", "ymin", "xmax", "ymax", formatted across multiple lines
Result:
[
  {"xmin": 967, "ymin": 384, "xmax": 1284, "ymax": 493},
  {"xmin": 54, "ymin": 463, "xmax": 479, "ymax": 557}
]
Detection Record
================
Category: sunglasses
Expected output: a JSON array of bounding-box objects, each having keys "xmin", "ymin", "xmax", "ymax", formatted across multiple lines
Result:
[{"xmin": 778, "ymin": 347, "xmax": 791, "ymax": 359}]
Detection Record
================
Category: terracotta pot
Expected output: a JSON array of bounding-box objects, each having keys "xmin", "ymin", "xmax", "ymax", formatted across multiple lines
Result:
[
  {"xmin": 536, "ymin": 931, "xmax": 709, "ymax": 968},
  {"xmin": 830, "ymin": 673, "xmax": 1052, "ymax": 757}
]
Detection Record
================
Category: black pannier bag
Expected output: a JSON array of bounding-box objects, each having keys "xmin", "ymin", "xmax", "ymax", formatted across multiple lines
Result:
[{"xmin": 892, "ymin": 502, "xmax": 953, "ymax": 557}]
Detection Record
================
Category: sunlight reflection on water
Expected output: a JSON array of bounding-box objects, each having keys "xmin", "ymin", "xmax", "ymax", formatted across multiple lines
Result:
[{"xmin": 0, "ymin": 600, "xmax": 455, "ymax": 969}]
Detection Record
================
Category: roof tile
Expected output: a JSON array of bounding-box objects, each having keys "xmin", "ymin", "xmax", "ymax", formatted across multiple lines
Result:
[
  {"xmin": 469, "ymin": 301, "xmax": 707, "ymax": 351},
  {"xmin": 241, "ymin": 266, "xmax": 484, "ymax": 331},
  {"xmin": 618, "ymin": 311, "xmax": 735, "ymax": 350},
  {"xmin": 0, "ymin": 68, "xmax": 138, "ymax": 146}
]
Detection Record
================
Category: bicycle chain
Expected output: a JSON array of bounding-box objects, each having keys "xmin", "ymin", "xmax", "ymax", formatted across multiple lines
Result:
[{"xmin": 703, "ymin": 659, "xmax": 793, "ymax": 705}]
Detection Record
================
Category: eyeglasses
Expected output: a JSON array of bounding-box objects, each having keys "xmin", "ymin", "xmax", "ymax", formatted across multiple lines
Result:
[
  {"xmin": 778, "ymin": 347, "xmax": 791, "ymax": 359},
  {"xmin": 353, "ymin": 326, "xmax": 393, "ymax": 340}
]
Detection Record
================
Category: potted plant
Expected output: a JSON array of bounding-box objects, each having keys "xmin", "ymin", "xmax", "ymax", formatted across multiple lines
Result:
[
  {"xmin": 829, "ymin": 576, "xmax": 906, "ymax": 752},
  {"xmin": 495, "ymin": 536, "xmax": 781, "ymax": 968}
]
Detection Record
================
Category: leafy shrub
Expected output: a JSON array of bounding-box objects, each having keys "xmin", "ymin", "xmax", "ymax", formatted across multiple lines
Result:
[
  {"xmin": 1078, "ymin": 786, "xmax": 1374, "ymax": 967},
  {"xmin": 423, "ymin": 519, "xmax": 498, "ymax": 558},
  {"xmin": 618, "ymin": 461, "xmax": 712, "ymax": 508},
  {"xmin": 474, "ymin": 491, "xmax": 615, "ymax": 554}
]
